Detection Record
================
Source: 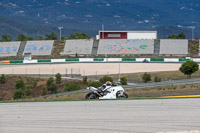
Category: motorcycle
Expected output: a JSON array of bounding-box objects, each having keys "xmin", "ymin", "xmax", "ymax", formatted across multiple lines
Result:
[{"xmin": 85, "ymin": 85, "xmax": 128, "ymax": 99}]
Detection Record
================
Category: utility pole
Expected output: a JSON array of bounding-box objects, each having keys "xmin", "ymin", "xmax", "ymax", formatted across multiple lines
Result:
[
  {"xmin": 188, "ymin": 26, "xmax": 195, "ymax": 40},
  {"xmin": 102, "ymin": 24, "xmax": 104, "ymax": 39},
  {"xmin": 58, "ymin": 27, "xmax": 63, "ymax": 40},
  {"xmin": 118, "ymin": 61, "xmax": 121, "ymax": 82}
]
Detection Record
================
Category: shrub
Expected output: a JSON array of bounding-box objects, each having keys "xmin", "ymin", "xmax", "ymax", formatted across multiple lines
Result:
[
  {"xmin": 13, "ymin": 89, "xmax": 25, "ymax": 99},
  {"xmin": 154, "ymin": 76, "xmax": 161, "ymax": 82},
  {"xmin": 88, "ymin": 81, "xmax": 102, "ymax": 88},
  {"xmin": 25, "ymin": 88, "xmax": 31, "ymax": 96},
  {"xmin": 25, "ymin": 85, "xmax": 31, "ymax": 96},
  {"xmin": 180, "ymin": 85, "xmax": 186, "ymax": 89},
  {"xmin": 83, "ymin": 76, "xmax": 88, "ymax": 84},
  {"xmin": 64, "ymin": 83, "xmax": 81, "ymax": 92},
  {"xmin": 16, "ymin": 80, "xmax": 25, "ymax": 90},
  {"xmin": 55, "ymin": 73, "xmax": 62, "ymax": 84},
  {"xmin": 46, "ymin": 77, "xmax": 57, "ymax": 94},
  {"xmin": 99, "ymin": 76, "xmax": 113, "ymax": 84},
  {"xmin": 168, "ymin": 85, "xmax": 176, "ymax": 90},
  {"xmin": 48, "ymin": 83, "xmax": 57, "ymax": 94},
  {"xmin": 142, "ymin": 73, "xmax": 151, "ymax": 83},
  {"xmin": 33, "ymin": 79, "xmax": 38, "ymax": 88},
  {"xmin": 0, "ymin": 74, "xmax": 6, "ymax": 84},
  {"xmin": 120, "ymin": 77, "xmax": 128, "ymax": 85},
  {"xmin": 46, "ymin": 77, "xmax": 54, "ymax": 88},
  {"xmin": 41, "ymin": 86, "xmax": 48, "ymax": 96}
]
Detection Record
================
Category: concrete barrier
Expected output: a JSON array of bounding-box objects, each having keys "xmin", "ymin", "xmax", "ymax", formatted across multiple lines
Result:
[{"xmin": 1, "ymin": 58, "xmax": 199, "ymax": 65}]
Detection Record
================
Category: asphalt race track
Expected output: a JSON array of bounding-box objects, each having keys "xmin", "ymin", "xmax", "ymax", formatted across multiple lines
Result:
[{"xmin": 0, "ymin": 98, "xmax": 200, "ymax": 133}]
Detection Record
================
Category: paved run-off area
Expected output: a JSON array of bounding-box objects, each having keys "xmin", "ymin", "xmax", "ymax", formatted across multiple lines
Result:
[
  {"xmin": 0, "ymin": 99, "xmax": 200, "ymax": 133},
  {"xmin": 0, "ymin": 63, "xmax": 182, "ymax": 76}
]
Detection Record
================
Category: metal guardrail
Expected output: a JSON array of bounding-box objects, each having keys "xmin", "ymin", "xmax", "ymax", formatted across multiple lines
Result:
[{"xmin": 123, "ymin": 78, "xmax": 200, "ymax": 89}]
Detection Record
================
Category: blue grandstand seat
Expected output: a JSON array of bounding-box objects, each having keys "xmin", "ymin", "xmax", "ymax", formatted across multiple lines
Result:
[
  {"xmin": 25, "ymin": 45, "xmax": 37, "ymax": 51},
  {"xmin": 12, "ymin": 46, "xmax": 18, "ymax": 52},
  {"xmin": 39, "ymin": 45, "xmax": 51, "ymax": 51},
  {"xmin": 0, "ymin": 47, "xmax": 3, "ymax": 52},
  {"xmin": 0, "ymin": 41, "xmax": 20, "ymax": 57},
  {"xmin": 23, "ymin": 41, "xmax": 54, "ymax": 55}
]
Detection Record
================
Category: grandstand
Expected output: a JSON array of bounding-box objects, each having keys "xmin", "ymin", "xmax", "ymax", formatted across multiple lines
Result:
[
  {"xmin": 97, "ymin": 39, "xmax": 154, "ymax": 54},
  {"xmin": 160, "ymin": 39, "xmax": 188, "ymax": 55},
  {"xmin": 62, "ymin": 39, "xmax": 93, "ymax": 55},
  {"xmin": 0, "ymin": 39, "xmax": 199, "ymax": 60},
  {"xmin": 23, "ymin": 40, "xmax": 54, "ymax": 56},
  {"xmin": 0, "ymin": 42, "xmax": 21, "ymax": 57}
]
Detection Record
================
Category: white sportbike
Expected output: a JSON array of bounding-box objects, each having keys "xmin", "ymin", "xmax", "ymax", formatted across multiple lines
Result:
[{"xmin": 85, "ymin": 85, "xmax": 128, "ymax": 99}]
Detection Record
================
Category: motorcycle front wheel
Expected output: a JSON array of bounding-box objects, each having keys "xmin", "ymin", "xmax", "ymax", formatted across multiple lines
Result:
[
  {"xmin": 85, "ymin": 92, "xmax": 99, "ymax": 99},
  {"xmin": 116, "ymin": 92, "xmax": 128, "ymax": 99}
]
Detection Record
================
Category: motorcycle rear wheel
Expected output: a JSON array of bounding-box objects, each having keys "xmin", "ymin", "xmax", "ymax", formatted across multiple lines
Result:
[{"xmin": 85, "ymin": 92, "xmax": 99, "ymax": 99}]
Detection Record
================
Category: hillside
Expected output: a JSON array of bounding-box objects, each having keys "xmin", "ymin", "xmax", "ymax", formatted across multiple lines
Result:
[{"xmin": 0, "ymin": 0, "xmax": 200, "ymax": 39}]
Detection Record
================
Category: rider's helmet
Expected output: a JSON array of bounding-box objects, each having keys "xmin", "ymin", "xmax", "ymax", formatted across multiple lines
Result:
[{"xmin": 106, "ymin": 81, "xmax": 112, "ymax": 86}]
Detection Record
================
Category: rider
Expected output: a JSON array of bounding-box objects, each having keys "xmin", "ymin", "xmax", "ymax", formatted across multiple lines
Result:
[{"xmin": 99, "ymin": 81, "xmax": 112, "ymax": 92}]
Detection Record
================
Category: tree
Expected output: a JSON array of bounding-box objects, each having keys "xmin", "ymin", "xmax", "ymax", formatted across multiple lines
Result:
[
  {"xmin": 120, "ymin": 77, "xmax": 127, "ymax": 85},
  {"xmin": 99, "ymin": 76, "xmax": 113, "ymax": 84},
  {"xmin": 39, "ymin": 36, "xmax": 43, "ymax": 40},
  {"xmin": 17, "ymin": 34, "xmax": 27, "ymax": 41},
  {"xmin": 168, "ymin": 34, "xmax": 178, "ymax": 39},
  {"xmin": 0, "ymin": 34, "xmax": 12, "ymax": 41},
  {"xmin": 16, "ymin": 80, "xmax": 25, "ymax": 90},
  {"xmin": 27, "ymin": 36, "xmax": 33, "ymax": 40},
  {"xmin": 0, "ymin": 74, "xmax": 6, "ymax": 84},
  {"xmin": 55, "ymin": 73, "xmax": 62, "ymax": 84},
  {"xmin": 142, "ymin": 73, "xmax": 151, "ymax": 83},
  {"xmin": 68, "ymin": 32, "xmax": 90, "ymax": 39},
  {"xmin": 45, "ymin": 32, "xmax": 58, "ymax": 40},
  {"xmin": 168, "ymin": 32, "xmax": 186, "ymax": 39},
  {"xmin": 61, "ymin": 36, "xmax": 66, "ymax": 40},
  {"xmin": 46, "ymin": 77, "xmax": 57, "ymax": 93},
  {"xmin": 178, "ymin": 32, "xmax": 186, "ymax": 39},
  {"xmin": 46, "ymin": 77, "xmax": 54, "ymax": 88},
  {"xmin": 179, "ymin": 60, "xmax": 199, "ymax": 78}
]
